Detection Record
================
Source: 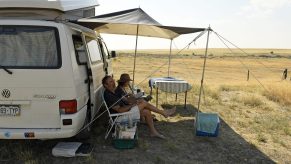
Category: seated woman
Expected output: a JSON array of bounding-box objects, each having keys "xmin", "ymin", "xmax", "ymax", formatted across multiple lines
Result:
[
  {"xmin": 115, "ymin": 73, "xmax": 152, "ymax": 102},
  {"xmin": 115, "ymin": 73, "xmax": 140, "ymax": 104},
  {"xmin": 102, "ymin": 75, "xmax": 175, "ymax": 139}
]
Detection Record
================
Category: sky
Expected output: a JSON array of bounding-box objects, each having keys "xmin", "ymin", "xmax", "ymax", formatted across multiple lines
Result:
[{"xmin": 95, "ymin": 0, "xmax": 291, "ymax": 50}]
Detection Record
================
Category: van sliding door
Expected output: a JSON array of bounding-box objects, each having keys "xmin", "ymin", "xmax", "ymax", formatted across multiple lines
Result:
[{"xmin": 83, "ymin": 35, "xmax": 105, "ymax": 117}]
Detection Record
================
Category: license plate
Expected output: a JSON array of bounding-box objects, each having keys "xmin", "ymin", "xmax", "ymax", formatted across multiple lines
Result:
[{"xmin": 0, "ymin": 105, "xmax": 21, "ymax": 116}]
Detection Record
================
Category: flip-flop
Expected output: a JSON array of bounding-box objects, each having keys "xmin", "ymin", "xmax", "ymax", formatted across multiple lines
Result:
[
  {"xmin": 164, "ymin": 107, "xmax": 176, "ymax": 117},
  {"xmin": 152, "ymin": 114, "xmax": 158, "ymax": 122},
  {"xmin": 150, "ymin": 134, "xmax": 166, "ymax": 139}
]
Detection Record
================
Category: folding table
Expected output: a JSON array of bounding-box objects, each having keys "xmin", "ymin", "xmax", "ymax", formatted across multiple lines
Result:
[{"xmin": 149, "ymin": 77, "xmax": 192, "ymax": 108}]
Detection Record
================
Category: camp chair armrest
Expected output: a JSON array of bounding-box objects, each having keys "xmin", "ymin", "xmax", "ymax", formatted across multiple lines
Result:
[{"xmin": 110, "ymin": 111, "xmax": 135, "ymax": 117}]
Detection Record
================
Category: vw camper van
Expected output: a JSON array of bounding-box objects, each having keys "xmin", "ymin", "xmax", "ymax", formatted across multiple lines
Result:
[{"xmin": 0, "ymin": 0, "xmax": 112, "ymax": 139}]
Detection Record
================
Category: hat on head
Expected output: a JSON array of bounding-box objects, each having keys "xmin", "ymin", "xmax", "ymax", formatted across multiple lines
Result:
[{"xmin": 118, "ymin": 73, "xmax": 133, "ymax": 82}]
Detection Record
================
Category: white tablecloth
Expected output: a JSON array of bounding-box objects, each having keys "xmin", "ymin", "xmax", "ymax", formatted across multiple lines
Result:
[{"xmin": 149, "ymin": 77, "xmax": 192, "ymax": 93}]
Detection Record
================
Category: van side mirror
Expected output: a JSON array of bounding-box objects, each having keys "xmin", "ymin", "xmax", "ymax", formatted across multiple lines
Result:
[{"xmin": 111, "ymin": 51, "xmax": 116, "ymax": 58}]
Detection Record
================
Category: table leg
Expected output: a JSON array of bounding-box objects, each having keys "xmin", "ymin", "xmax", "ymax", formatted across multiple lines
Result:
[
  {"xmin": 184, "ymin": 91, "xmax": 187, "ymax": 109},
  {"xmin": 156, "ymin": 88, "xmax": 159, "ymax": 108}
]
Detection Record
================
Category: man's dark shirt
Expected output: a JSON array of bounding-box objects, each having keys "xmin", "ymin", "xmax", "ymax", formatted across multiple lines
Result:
[
  {"xmin": 115, "ymin": 85, "xmax": 130, "ymax": 105},
  {"xmin": 104, "ymin": 89, "xmax": 126, "ymax": 114}
]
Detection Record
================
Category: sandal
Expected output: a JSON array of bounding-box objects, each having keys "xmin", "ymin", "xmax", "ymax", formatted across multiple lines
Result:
[
  {"xmin": 150, "ymin": 133, "xmax": 166, "ymax": 139},
  {"xmin": 152, "ymin": 114, "xmax": 158, "ymax": 122}
]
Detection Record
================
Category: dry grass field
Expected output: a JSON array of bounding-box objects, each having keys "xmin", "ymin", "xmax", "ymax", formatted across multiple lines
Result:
[
  {"xmin": 112, "ymin": 48, "xmax": 291, "ymax": 163},
  {"xmin": 0, "ymin": 48, "xmax": 290, "ymax": 164}
]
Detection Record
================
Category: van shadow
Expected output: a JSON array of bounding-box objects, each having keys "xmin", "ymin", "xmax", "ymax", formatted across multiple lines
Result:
[{"xmin": 135, "ymin": 104, "xmax": 275, "ymax": 163}]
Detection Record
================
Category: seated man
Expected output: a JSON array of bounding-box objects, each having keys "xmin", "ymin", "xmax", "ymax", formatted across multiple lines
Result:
[{"xmin": 102, "ymin": 75, "xmax": 175, "ymax": 139}]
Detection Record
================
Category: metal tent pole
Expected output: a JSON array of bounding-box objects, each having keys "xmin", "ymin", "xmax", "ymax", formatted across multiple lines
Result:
[
  {"xmin": 132, "ymin": 24, "xmax": 140, "ymax": 87},
  {"xmin": 167, "ymin": 39, "xmax": 173, "ymax": 77},
  {"xmin": 197, "ymin": 27, "xmax": 211, "ymax": 111}
]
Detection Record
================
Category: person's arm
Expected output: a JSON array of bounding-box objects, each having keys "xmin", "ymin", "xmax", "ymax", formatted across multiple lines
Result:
[
  {"xmin": 112, "ymin": 104, "xmax": 135, "ymax": 113},
  {"xmin": 125, "ymin": 95, "xmax": 137, "ymax": 104}
]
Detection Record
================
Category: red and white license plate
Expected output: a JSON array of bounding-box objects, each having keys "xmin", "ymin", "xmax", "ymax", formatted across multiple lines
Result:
[{"xmin": 0, "ymin": 105, "xmax": 21, "ymax": 116}]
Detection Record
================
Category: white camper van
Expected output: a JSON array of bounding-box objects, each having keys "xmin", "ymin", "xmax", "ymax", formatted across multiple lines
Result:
[{"xmin": 0, "ymin": 0, "xmax": 113, "ymax": 139}]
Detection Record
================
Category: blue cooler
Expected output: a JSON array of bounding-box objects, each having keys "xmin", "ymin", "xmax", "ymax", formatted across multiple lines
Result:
[{"xmin": 195, "ymin": 112, "xmax": 220, "ymax": 137}]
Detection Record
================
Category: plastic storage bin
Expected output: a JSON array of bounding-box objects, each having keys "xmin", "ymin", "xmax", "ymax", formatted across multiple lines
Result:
[
  {"xmin": 112, "ymin": 124, "xmax": 138, "ymax": 149},
  {"xmin": 195, "ymin": 112, "xmax": 220, "ymax": 137},
  {"xmin": 112, "ymin": 132, "xmax": 138, "ymax": 149}
]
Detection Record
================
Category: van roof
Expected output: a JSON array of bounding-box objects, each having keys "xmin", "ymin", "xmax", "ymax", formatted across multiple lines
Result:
[
  {"xmin": 0, "ymin": 0, "xmax": 99, "ymax": 12},
  {"xmin": 0, "ymin": 0, "xmax": 99, "ymax": 20}
]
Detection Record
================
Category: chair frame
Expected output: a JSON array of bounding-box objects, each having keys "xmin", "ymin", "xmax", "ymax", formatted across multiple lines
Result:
[{"xmin": 102, "ymin": 88, "xmax": 139, "ymax": 139}]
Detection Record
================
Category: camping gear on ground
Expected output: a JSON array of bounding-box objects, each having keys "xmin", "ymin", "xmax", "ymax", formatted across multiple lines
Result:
[
  {"xmin": 114, "ymin": 123, "xmax": 137, "ymax": 139},
  {"xmin": 52, "ymin": 142, "xmax": 93, "ymax": 157},
  {"xmin": 149, "ymin": 77, "xmax": 192, "ymax": 108},
  {"xmin": 112, "ymin": 123, "xmax": 138, "ymax": 149},
  {"xmin": 195, "ymin": 112, "xmax": 220, "ymax": 137}
]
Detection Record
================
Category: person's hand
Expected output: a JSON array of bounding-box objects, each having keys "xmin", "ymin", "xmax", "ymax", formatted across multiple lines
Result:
[
  {"xmin": 136, "ymin": 99, "xmax": 143, "ymax": 104},
  {"xmin": 127, "ymin": 96, "xmax": 137, "ymax": 104}
]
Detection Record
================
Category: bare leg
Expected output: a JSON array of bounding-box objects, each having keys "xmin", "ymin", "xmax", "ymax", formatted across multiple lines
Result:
[
  {"xmin": 138, "ymin": 100, "xmax": 175, "ymax": 117},
  {"xmin": 141, "ymin": 109, "xmax": 165, "ymax": 139}
]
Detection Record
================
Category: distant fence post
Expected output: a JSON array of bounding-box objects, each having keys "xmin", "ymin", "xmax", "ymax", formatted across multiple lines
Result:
[
  {"xmin": 247, "ymin": 70, "xmax": 250, "ymax": 81},
  {"xmin": 282, "ymin": 68, "xmax": 288, "ymax": 80},
  {"xmin": 111, "ymin": 51, "xmax": 116, "ymax": 58}
]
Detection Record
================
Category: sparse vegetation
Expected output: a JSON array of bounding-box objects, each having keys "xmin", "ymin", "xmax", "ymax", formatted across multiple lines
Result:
[
  {"xmin": 257, "ymin": 133, "xmax": 268, "ymax": 143},
  {"xmin": 241, "ymin": 94, "xmax": 265, "ymax": 107},
  {"xmin": 263, "ymin": 83, "xmax": 291, "ymax": 105}
]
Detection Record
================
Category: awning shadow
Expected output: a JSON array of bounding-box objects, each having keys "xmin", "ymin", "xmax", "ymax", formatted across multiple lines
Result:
[{"xmin": 136, "ymin": 104, "xmax": 275, "ymax": 163}]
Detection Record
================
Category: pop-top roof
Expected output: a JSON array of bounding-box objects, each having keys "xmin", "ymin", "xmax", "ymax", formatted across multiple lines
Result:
[{"xmin": 0, "ymin": 0, "xmax": 99, "ymax": 12}]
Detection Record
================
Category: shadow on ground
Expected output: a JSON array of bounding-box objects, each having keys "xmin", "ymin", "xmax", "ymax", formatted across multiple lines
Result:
[{"xmin": 0, "ymin": 105, "xmax": 275, "ymax": 164}]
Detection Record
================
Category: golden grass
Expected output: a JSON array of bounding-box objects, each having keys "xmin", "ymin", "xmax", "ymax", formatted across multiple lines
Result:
[
  {"xmin": 118, "ymin": 48, "xmax": 291, "ymax": 57},
  {"xmin": 112, "ymin": 49, "xmax": 291, "ymax": 163},
  {"xmin": 263, "ymin": 82, "xmax": 291, "ymax": 105}
]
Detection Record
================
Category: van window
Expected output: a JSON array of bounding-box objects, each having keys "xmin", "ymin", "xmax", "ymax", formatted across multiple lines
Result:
[
  {"xmin": 99, "ymin": 38, "xmax": 110, "ymax": 59},
  {"xmin": 73, "ymin": 35, "xmax": 87, "ymax": 65},
  {"xmin": 0, "ymin": 26, "xmax": 61, "ymax": 68},
  {"xmin": 85, "ymin": 37, "xmax": 102, "ymax": 63}
]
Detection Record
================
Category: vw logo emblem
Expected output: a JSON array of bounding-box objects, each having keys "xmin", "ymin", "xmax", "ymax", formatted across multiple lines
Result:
[{"xmin": 1, "ymin": 89, "xmax": 11, "ymax": 98}]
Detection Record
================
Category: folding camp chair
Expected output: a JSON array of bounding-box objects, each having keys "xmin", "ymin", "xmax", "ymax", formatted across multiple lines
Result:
[{"xmin": 102, "ymin": 88, "xmax": 140, "ymax": 139}]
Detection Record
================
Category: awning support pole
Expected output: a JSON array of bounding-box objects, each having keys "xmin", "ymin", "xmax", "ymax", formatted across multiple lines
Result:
[
  {"xmin": 197, "ymin": 26, "xmax": 211, "ymax": 112},
  {"xmin": 132, "ymin": 24, "xmax": 140, "ymax": 88},
  {"xmin": 167, "ymin": 39, "xmax": 173, "ymax": 77}
]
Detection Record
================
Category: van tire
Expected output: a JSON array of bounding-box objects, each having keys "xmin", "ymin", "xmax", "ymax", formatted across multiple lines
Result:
[{"xmin": 75, "ymin": 108, "xmax": 91, "ymax": 140}]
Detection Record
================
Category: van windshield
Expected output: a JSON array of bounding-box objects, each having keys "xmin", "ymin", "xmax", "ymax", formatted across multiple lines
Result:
[{"xmin": 0, "ymin": 26, "xmax": 61, "ymax": 68}]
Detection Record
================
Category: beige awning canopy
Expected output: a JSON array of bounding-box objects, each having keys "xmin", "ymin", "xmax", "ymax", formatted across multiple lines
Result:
[
  {"xmin": 75, "ymin": 8, "xmax": 205, "ymax": 39},
  {"xmin": 74, "ymin": 8, "xmax": 207, "ymax": 84}
]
